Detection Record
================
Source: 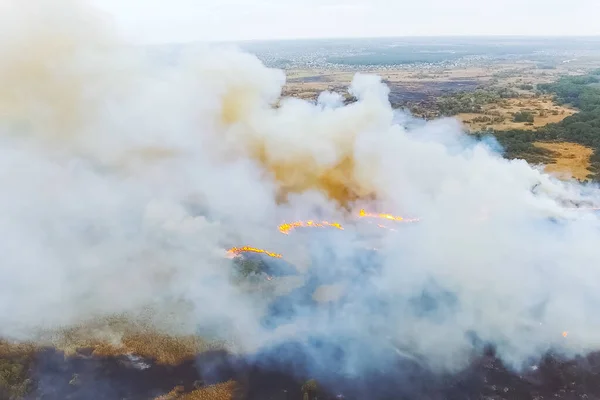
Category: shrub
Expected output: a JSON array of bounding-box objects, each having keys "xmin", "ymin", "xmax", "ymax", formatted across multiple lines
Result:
[{"xmin": 513, "ymin": 111, "xmax": 534, "ymax": 123}]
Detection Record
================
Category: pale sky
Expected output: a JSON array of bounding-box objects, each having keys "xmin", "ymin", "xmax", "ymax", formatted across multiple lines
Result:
[{"xmin": 91, "ymin": 0, "xmax": 600, "ymax": 44}]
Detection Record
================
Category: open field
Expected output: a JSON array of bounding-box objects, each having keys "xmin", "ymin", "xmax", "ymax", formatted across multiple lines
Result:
[
  {"xmin": 284, "ymin": 65, "xmax": 502, "ymax": 102},
  {"xmin": 456, "ymin": 96, "xmax": 577, "ymax": 132},
  {"xmin": 279, "ymin": 52, "xmax": 600, "ymax": 182},
  {"xmin": 282, "ymin": 60, "xmax": 593, "ymax": 104},
  {"xmin": 157, "ymin": 381, "xmax": 236, "ymax": 400},
  {"xmin": 282, "ymin": 63, "xmax": 586, "ymax": 134},
  {"xmin": 40, "ymin": 316, "xmax": 226, "ymax": 364},
  {"xmin": 533, "ymin": 142, "xmax": 594, "ymax": 181}
]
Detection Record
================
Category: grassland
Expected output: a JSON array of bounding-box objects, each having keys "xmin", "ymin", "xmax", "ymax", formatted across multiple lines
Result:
[
  {"xmin": 0, "ymin": 330, "xmax": 228, "ymax": 399},
  {"xmin": 0, "ymin": 315, "xmax": 232, "ymax": 398},
  {"xmin": 282, "ymin": 61, "xmax": 579, "ymax": 104},
  {"xmin": 283, "ymin": 61, "xmax": 600, "ymax": 181},
  {"xmin": 42, "ymin": 316, "xmax": 225, "ymax": 363},
  {"xmin": 456, "ymin": 97, "xmax": 576, "ymax": 132},
  {"xmin": 533, "ymin": 142, "xmax": 593, "ymax": 180},
  {"xmin": 0, "ymin": 341, "xmax": 35, "ymax": 399},
  {"xmin": 157, "ymin": 381, "xmax": 236, "ymax": 400},
  {"xmin": 489, "ymin": 71, "xmax": 600, "ymax": 180}
]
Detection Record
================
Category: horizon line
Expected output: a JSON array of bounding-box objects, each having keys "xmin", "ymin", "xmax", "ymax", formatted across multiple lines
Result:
[{"xmin": 140, "ymin": 34, "xmax": 600, "ymax": 47}]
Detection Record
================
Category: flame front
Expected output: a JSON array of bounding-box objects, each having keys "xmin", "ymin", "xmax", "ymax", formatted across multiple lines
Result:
[
  {"xmin": 358, "ymin": 209, "xmax": 420, "ymax": 223},
  {"xmin": 278, "ymin": 211, "xmax": 418, "ymax": 235},
  {"xmin": 226, "ymin": 246, "xmax": 283, "ymax": 259},
  {"xmin": 278, "ymin": 220, "xmax": 344, "ymax": 235}
]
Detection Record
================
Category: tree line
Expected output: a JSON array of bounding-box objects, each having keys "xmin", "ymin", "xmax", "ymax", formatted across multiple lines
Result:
[{"xmin": 480, "ymin": 70, "xmax": 600, "ymax": 180}]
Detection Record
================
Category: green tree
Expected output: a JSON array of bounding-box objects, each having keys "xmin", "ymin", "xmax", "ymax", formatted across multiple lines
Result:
[{"xmin": 513, "ymin": 111, "xmax": 534, "ymax": 123}]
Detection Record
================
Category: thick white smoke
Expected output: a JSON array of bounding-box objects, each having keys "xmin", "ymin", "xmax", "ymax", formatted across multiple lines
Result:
[{"xmin": 2, "ymin": 0, "xmax": 600, "ymax": 376}]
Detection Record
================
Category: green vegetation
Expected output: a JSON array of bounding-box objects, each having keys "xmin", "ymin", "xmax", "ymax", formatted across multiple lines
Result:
[
  {"xmin": 471, "ymin": 115, "xmax": 505, "ymax": 124},
  {"xmin": 538, "ymin": 75, "xmax": 600, "ymax": 109},
  {"xmin": 513, "ymin": 111, "xmax": 534, "ymax": 123},
  {"xmin": 483, "ymin": 71, "xmax": 600, "ymax": 180},
  {"xmin": 233, "ymin": 257, "xmax": 270, "ymax": 280},
  {"xmin": 474, "ymin": 129, "xmax": 552, "ymax": 164},
  {"xmin": 438, "ymin": 87, "xmax": 519, "ymax": 115},
  {"xmin": 408, "ymin": 87, "xmax": 519, "ymax": 118},
  {"xmin": 519, "ymin": 84, "xmax": 534, "ymax": 90},
  {"xmin": 0, "ymin": 360, "xmax": 31, "ymax": 399}
]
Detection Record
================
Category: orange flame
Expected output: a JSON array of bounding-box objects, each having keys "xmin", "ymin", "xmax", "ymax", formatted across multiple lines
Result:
[
  {"xmin": 358, "ymin": 209, "xmax": 420, "ymax": 223},
  {"xmin": 562, "ymin": 331, "xmax": 568, "ymax": 338},
  {"xmin": 277, "ymin": 210, "xmax": 418, "ymax": 235},
  {"xmin": 278, "ymin": 220, "xmax": 344, "ymax": 235},
  {"xmin": 226, "ymin": 246, "xmax": 283, "ymax": 259}
]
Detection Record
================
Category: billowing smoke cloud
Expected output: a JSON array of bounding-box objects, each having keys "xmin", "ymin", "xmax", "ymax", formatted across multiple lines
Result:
[{"xmin": 2, "ymin": 0, "xmax": 600, "ymax": 383}]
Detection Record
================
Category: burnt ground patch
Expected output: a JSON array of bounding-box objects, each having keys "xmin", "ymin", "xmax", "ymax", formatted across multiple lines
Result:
[
  {"xmin": 287, "ymin": 75, "xmax": 331, "ymax": 83},
  {"xmin": 23, "ymin": 348, "xmax": 244, "ymax": 400},
  {"xmin": 386, "ymin": 80, "xmax": 481, "ymax": 106},
  {"xmin": 239, "ymin": 346, "xmax": 600, "ymax": 400},
  {"xmin": 3, "ymin": 343, "xmax": 600, "ymax": 399}
]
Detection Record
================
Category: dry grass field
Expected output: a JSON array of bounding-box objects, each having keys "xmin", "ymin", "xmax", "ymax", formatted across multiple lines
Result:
[
  {"xmin": 0, "ymin": 330, "xmax": 232, "ymax": 399},
  {"xmin": 283, "ymin": 63, "xmax": 591, "ymax": 181},
  {"xmin": 156, "ymin": 381, "xmax": 237, "ymax": 400},
  {"xmin": 533, "ymin": 142, "xmax": 593, "ymax": 181},
  {"xmin": 282, "ymin": 62, "xmax": 573, "ymax": 101},
  {"xmin": 44, "ymin": 316, "xmax": 224, "ymax": 364},
  {"xmin": 457, "ymin": 97, "xmax": 577, "ymax": 132}
]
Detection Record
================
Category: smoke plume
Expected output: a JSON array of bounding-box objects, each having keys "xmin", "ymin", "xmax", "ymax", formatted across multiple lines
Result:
[{"xmin": 2, "ymin": 0, "xmax": 600, "ymax": 385}]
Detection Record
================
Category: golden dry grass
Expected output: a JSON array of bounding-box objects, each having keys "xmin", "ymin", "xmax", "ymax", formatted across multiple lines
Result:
[
  {"xmin": 282, "ymin": 55, "xmax": 594, "ymax": 93},
  {"xmin": 156, "ymin": 381, "xmax": 237, "ymax": 400},
  {"xmin": 46, "ymin": 317, "xmax": 223, "ymax": 365},
  {"xmin": 285, "ymin": 65, "xmax": 525, "ymax": 85},
  {"xmin": 0, "ymin": 341, "xmax": 37, "ymax": 359},
  {"xmin": 0, "ymin": 340, "xmax": 37, "ymax": 398},
  {"xmin": 457, "ymin": 97, "xmax": 576, "ymax": 132},
  {"xmin": 89, "ymin": 332, "xmax": 210, "ymax": 365},
  {"xmin": 282, "ymin": 63, "xmax": 563, "ymax": 101},
  {"xmin": 534, "ymin": 142, "xmax": 593, "ymax": 181}
]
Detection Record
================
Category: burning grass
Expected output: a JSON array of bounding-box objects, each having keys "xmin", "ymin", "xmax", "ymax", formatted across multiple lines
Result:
[
  {"xmin": 278, "ymin": 220, "xmax": 344, "ymax": 235},
  {"xmin": 227, "ymin": 246, "xmax": 283, "ymax": 259},
  {"xmin": 277, "ymin": 210, "xmax": 417, "ymax": 236}
]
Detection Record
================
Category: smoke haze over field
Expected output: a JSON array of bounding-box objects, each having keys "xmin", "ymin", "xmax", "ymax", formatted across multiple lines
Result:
[{"xmin": 3, "ymin": 0, "xmax": 600, "ymax": 381}]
